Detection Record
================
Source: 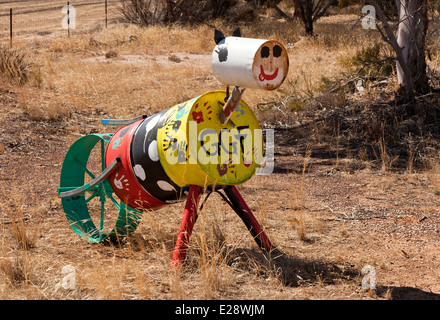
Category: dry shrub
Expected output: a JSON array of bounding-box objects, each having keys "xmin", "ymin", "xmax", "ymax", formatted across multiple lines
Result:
[
  {"xmin": 339, "ymin": 43, "xmax": 395, "ymax": 78},
  {"xmin": 0, "ymin": 46, "xmax": 30, "ymax": 85},
  {"xmin": 0, "ymin": 185, "xmax": 38, "ymax": 251},
  {"xmin": 186, "ymin": 212, "xmax": 230, "ymax": 298},
  {"xmin": 16, "ymin": 87, "xmax": 74, "ymax": 121},
  {"xmin": 119, "ymin": 0, "xmax": 252, "ymax": 26},
  {"xmin": 120, "ymin": 0, "xmax": 167, "ymax": 25},
  {"xmin": 0, "ymin": 257, "xmax": 33, "ymax": 287},
  {"xmin": 289, "ymin": 150, "xmax": 311, "ymax": 242}
]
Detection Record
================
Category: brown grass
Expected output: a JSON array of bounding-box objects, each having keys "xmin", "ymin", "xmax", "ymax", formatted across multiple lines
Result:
[{"xmin": 1, "ymin": 3, "xmax": 440, "ymax": 301}]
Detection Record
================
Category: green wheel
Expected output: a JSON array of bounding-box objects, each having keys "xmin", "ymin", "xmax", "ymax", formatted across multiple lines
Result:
[{"xmin": 57, "ymin": 134, "xmax": 143, "ymax": 242}]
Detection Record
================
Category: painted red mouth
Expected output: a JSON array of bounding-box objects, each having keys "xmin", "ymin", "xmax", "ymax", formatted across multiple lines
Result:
[{"xmin": 259, "ymin": 65, "xmax": 279, "ymax": 82}]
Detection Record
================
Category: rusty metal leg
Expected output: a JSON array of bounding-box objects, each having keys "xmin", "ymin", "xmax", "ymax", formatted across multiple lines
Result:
[
  {"xmin": 223, "ymin": 186, "xmax": 273, "ymax": 251},
  {"xmin": 171, "ymin": 185, "xmax": 202, "ymax": 267}
]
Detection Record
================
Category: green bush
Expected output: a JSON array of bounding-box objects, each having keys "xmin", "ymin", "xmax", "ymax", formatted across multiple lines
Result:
[{"xmin": 339, "ymin": 43, "xmax": 395, "ymax": 77}]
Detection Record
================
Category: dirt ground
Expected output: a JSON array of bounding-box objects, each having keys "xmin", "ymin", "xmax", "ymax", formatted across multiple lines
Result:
[
  {"xmin": 1, "ymin": 1, "xmax": 440, "ymax": 301},
  {"xmin": 1, "ymin": 85, "xmax": 440, "ymax": 300}
]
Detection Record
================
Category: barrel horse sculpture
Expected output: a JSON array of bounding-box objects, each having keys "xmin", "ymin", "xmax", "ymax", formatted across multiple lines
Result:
[{"xmin": 57, "ymin": 30, "xmax": 289, "ymax": 266}]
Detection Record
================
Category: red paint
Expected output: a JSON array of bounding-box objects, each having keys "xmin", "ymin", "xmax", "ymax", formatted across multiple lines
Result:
[
  {"xmin": 192, "ymin": 111, "xmax": 204, "ymax": 124},
  {"xmin": 231, "ymin": 186, "xmax": 272, "ymax": 250},
  {"xmin": 243, "ymin": 152, "xmax": 252, "ymax": 167},
  {"xmin": 105, "ymin": 120, "xmax": 166, "ymax": 211},
  {"xmin": 258, "ymin": 65, "xmax": 279, "ymax": 82},
  {"xmin": 206, "ymin": 105, "xmax": 212, "ymax": 120},
  {"xmin": 217, "ymin": 163, "xmax": 228, "ymax": 176},
  {"xmin": 171, "ymin": 186, "xmax": 202, "ymax": 267}
]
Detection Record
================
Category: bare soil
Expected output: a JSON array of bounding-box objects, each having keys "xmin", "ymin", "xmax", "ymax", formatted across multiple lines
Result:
[
  {"xmin": 1, "ymin": 1, "xmax": 440, "ymax": 301},
  {"xmin": 1, "ymin": 80, "xmax": 440, "ymax": 299}
]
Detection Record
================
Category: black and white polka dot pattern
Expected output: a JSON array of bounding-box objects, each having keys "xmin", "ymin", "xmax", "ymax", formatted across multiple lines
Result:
[{"xmin": 130, "ymin": 112, "xmax": 185, "ymax": 202}]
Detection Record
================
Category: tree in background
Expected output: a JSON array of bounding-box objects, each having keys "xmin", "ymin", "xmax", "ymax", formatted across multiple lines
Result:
[
  {"xmin": 366, "ymin": 0, "xmax": 429, "ymax": 102},
  {"xmin": 292, "ymin": 0, "xmax": 338, "ymax": 36},
  {"xmin": 119, "ymin": 0, "xmax": 339, "ymax": 35},
  {"xmin": 120, "ymin": 0, "xmax": 166, "ymax": 25},
  {"xmin": 120, "ymin": 0, "xmax": 244, "ymax": 26},
  {"xmin": 266, "ymin": 0, "xmax": 338, "ymax": 36}
]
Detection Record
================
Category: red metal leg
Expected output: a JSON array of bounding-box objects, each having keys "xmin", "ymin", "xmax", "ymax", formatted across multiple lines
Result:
[
  {"xmin": 224, "ymin": 186, "xmax": 273, "ymax": 251},
  {"xmin": 171, "ymin": 185, "xmax": 202, "ymax": 267}
]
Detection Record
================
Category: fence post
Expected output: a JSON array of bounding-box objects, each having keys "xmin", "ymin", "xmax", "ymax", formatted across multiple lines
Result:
[
  {"xmin": 9, "ymin": 8, "xmax": 12, "ymax": 48},
  {"xmin": 105, "ymin": 0, "xmax": 108, "ymax": 29},
  {"xmin": 67, "ymin": 1, "xmax": 70, "ymax": 38}
]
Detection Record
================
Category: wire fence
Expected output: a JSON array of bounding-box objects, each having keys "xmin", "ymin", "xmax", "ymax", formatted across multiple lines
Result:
[{"xmin": 0, "ymin": 0, "xmax": 123, "ymax": 46}]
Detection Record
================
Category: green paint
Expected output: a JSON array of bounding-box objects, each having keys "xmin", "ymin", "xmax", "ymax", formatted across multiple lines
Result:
[{"xmin": 58, "ymin": 134, "xmax": 142, "ymax": 242}]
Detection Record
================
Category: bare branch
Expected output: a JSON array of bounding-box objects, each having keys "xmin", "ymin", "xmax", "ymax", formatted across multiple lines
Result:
[
  {"xmin": 313, "ymin": 0, "xmax": 337, "ymax": 22},
  {"xmin": 269, "ymin": 0, "xmax": 293, "ymax": 21}
]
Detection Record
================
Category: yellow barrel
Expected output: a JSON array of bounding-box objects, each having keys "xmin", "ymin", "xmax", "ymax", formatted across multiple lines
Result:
[{"xmin": 156, "ymin": 90, "xmax": 262, "ymax": 188}]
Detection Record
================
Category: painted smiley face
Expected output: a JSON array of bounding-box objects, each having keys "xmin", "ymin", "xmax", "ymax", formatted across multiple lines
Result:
[{"xmin": 253, "ymin": 41, "xmax": 289, "ymax": 90}]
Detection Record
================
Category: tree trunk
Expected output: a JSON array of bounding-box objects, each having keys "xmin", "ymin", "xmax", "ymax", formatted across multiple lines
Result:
[
  {"xmin": 304, "ymin": 18, "xmax": 314, "ymax": 35},
  {"xmin": 395, "ymin": 0, "xmax": 429, "ymax": 96},
  {"xmin": 293, "ymin": 0, "xmax": 337, "ymax": 36},
  {"xmin": 297, "ymin": 0, "xmax": 315, "ymax": 36},
  {"xmin": 293, "ymin": 1, "xmax": 302, "ymax": 19},
  {"xmin": 165, "ymin": 0, "xmax": 173, "ymax": 23}
]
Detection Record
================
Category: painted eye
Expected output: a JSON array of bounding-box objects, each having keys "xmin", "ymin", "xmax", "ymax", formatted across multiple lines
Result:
[
  {"xmin": 261, "ymin": 46, "xmax": 270, "ymax": 58},
  {"xmin": 273, "ymin": 45, "xmax": 282, "ymax": 58}
]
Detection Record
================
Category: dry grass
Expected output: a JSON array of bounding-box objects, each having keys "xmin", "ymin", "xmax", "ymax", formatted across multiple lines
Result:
[
  {"xmin": 24, "ymin": 24, "xmax": 216, "ymax": 119},
  {"xmin": 0, "ymin": 184, "xmax": 40, "ymax": 251},
  {"xmin": 1, "ymin": 4, "xmax": 440, "ymax": 301},
  {"xmin": 5, "ymin": 13, "xmax": 386, "ymax": 119},
  {"xmin": 0, "ymin": 47, "xmax": 31, "ymax": 84},
  {"xmin": 289, "ymin": 149, "xmax": 311, "ymax": 241}
]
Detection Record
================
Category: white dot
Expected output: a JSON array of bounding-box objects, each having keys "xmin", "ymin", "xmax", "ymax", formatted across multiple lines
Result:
[
  {"xmin": 148, "ymin": 140, "xmax": 159, "ymax": 162},
  {"xmin": 133, "ymin": 164, "xmax": 146, "ymax": 181},
  {"xmin": 157, "ymin": 180, "xmax": 176, "ymax": 192},
  {"xmin": 143, "ymin": 115, "xmax": 160, "ymax": 153},
  {"xmin": 146, "ymin": 114, "xmax": 160, "ymax": 133}
]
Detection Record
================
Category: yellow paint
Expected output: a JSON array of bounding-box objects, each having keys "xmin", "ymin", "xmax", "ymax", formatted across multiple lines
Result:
[{"xmin": 156, "ymin": 91, "xmax": 262, "ymax": 187}]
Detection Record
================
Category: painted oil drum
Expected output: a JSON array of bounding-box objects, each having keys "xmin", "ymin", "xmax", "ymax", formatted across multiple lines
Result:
[
  {"xmin": 130, "ymin": 110, "xmax": 186, "ymax": 204},
  {"xmin": 156, "ymin": 90, "xmax": 263, "ymax": 188},
  {"xmin": 104, "ymin": 119, "xmax": 169, "ymax": 211},
  {"xmin": 104, "ymin": 90, "xmax": 262, "ymax": 210},
  {"xmin": 212, "ymin": 37, "xmax": 289, "ymax": 90}
]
